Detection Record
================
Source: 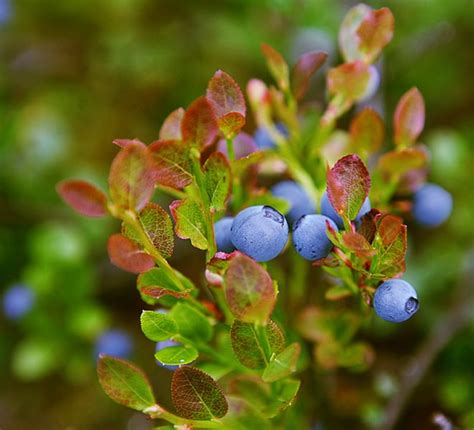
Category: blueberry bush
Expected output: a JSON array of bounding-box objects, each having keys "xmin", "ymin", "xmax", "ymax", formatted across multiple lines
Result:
[{"xmin": 54, "ymin": 4, "xmax": 460, "ymax": 429}]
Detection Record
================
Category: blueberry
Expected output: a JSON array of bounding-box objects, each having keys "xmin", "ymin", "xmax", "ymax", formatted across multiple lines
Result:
[
  {"xmin": 373, "ymin": 279, "xmax": 419, "ymax": 323},
  {"xmin": 155, "ymin": 339, "xmax": 180, "ymax": 371},
  {"xmin": 214, "ymin": 217, "xmax": 235, "ymax": 253},
  {"xmin": 292, "ymin": 214, "xmax": 338, "ymax": 261},
  {"xmin": 270, "ymin": 180, "xmax": 315, "ymax": 224},
  {"xmin": 231, "ymin": 205, "xmax": 289, "ymax": 262},
  {"xmin": 254, "ymin": 123, "xmax": 288, "ymax": 149},
  {"xmin": 320, "ymin": 191, "xmax": 371, "ymax": 228},
  {"xmin": 94, "ymin": 329, "xmax": 133, "ymax": 359},
  {"xmin": 3, "ymin": 285, "xmax": 35, "ymax": 320},
  {"xmin": 412, "ymin": 183, "xmax": 453, "ymax": 227}
]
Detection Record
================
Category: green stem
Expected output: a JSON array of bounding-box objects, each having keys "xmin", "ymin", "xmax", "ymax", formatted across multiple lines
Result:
[
  {"xmin": 225, "ymin": 137, "xmax": 235, "ymax": 162},
  {"xmin": 212, "ymin": 287, "xmax": 234, "ymax": 325},
  {"xmin": 145, "ymin": 404, "xmax": 222, "ymax": 428},
  {"xmin": 254, "ymin": 323, "xmax": 272, "ymax": 364}
]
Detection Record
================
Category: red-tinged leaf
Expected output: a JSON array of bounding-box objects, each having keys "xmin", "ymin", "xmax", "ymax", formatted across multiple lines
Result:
[
  {"xmin": 357, "ymin": 209, "xmax": 381, "ymax": 244},
  {"xmin": 377, "ymin": 214, "xmax": 403, "ymax": 246},
  {"xmin": 141, "ymin": 286, "xmax": 189, "ymax": 300},
  {"xmin": 109, "ymin": 141, "xmax": 156, "ymax": 211},
  {"xmin": 224, "ymin": 252, "xmax": 276, "ymax": 324},
  {"xmin": 181, "ymin": 97, "xmax": 219, "ymax": 149},
  {"xmin": 159, "ymin": 108, "xmax": 185, "ymax": 140},
  {"xmin": 327, "ymin": 154, "xmax": 371, "ymax": 221},
  {"xmin": 148, "ymin": 139, "xmax": 193, "ymax": 190},
  {"xmin": 342, "ymin": 231, "xmax": 375, "ymax": 257},
  {"xmin": 107, "ymin": 234, "xmax": 155, "ymax": 274},
  {"xmin": 206, "ymin": 70, "xmax": 246, "ymax": 139},
  {"xmin": 372, "ymin": 223, "xmax": 407, "ymax": 279},
  {"xmin": 357, "ymin": 7, "xmax": 395, "ymax": 63},
  {"xmin": 312, "ymin": 256, "xmax": 339, "ymax": 267},
  {"xmin": 291, "ymin": 51, "xmax": 328, "ymax": 100},
  {"xmin": 262, "ymin": 342, "xmax": 301, "ymax": 383},
  {"xmin": 378, "ymin": 147, "xmax": 428, "ymax": 176},
  {"xmin": 57, "ymin": 179, "xmax": 108, "ymax": 217},
  {"xmin": 339, "ymin": 3, "xmax": 372, "ymax": 62},
  {"xmin": 170, "ymin": 199, "xmax": 208, "ymax": 250},
  {"xmin": 171, "ymin": 366, "xmax": 228, "ymax": 420},
  {"xmin": 261, "ymin": 43, "xmax": 290, "ymax": 92},
  {"xmin": 123, "ymin": 203, "xmax": 174, "ymax": 259},
  {"xmin": 97, "ymin": 355, "xmax": 156, "ymax": 411},
  {"xmin": 230, "ymin": 320, "xmax": 285, "ymax": 369},
  {"xmin": 349, "ymin": 108, "xmax": 384, "ymax": 154},
  {"xmin": 394, "ymin": 88, "xmax": 425, "ymax": 146},
  {"xmin": 327, "ymin": 61, "xmax": 371, "ymax": 101},
  {"xmin": 203, "ymin": 152, "xmax": 231, "ymax": 211},
  {"xmin": 113, "ymin": 138, "xmax": 143, "ymax": 148}
]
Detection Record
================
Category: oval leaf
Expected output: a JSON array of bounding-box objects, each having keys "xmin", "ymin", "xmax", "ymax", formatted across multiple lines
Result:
[
  {"xmin": 57, "ymin": 179, "xmax": 108, "ymax": 217},
  {"xmin": 261, "ymin": 43, "xmax": 289, "ymax": 92},
  {"xmin": 170, "ymin": 302, "xmax": 213, "ymax": 343},
  {"xmin": 327, "ymin": 154, "xmax": 371, "ymax": 221},
  {"xmin": 262, "ymin": 342, "xmax": 301, "ymax": 383},
  {"xmin": 159, "ymin": 108, "xmax": 185, "ymax": 140},
  {"xmin": 155, "ymin": 345, "xmax": 198, "ymax": 366},
  {"xmin": 339, "ymin": 3, "xmax": 372, "ymax": 62},
  {"xmin": 203, "ymin": 152, "xmax": 231, "ymax": 211},
  {"xmin": 170, "ymin": 199, "xmax": 209, "ymax": 250},
  {"xmin": 378, "ymin": 147, "xmax": 428, "ymax": 176},
  {"xmin": 108, "ymin": 140, "xmax": 156, "ymax": 211},
  {"xmin": 230, "ymin": 320, "xmax": 285, "ymax": 369},
  {"xmin": 393, "ymin": 87, "xmax": 425, "ymax": 146},
  {"xmin": 149, "ymin": 140, "xmax": 193, "ymax": 190},
  {"xmin": 140, "ymin": 310, "xmax": 178, "ymax": 342},
  {"xmin": 327, "ymin": 61, "xmax": 371, "ymax": 101},
  {"xmin": 349, "ymin": 107, "xmax": 384, "ymax": 155},
  {"xmin": 181, "ymin": 97, "xmax": 219, "ymax": 149},
  {"xmin": 291, "ymin": 50, "xmax": 328, "ymax": 100},
  {"xmin": 171, "ymin": 366, "xmax": 228, "ymax": 420},
  {"xmin": 97, "ymin": 355, "xmax": 155, "ymax": 411},
  {"xmin": 224, "ymin": 253, "xmax": 277, "ymax": 324},
  {"xmin": 108, "ymin": 234, "xmax": 155, "ymax": 274}
]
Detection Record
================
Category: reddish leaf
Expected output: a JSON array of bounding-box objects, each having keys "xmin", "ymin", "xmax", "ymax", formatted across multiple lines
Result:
[
  {"xmin": 57, "ymin": 179, "xmax": 107, "ymax": 217},
  {"xmin": 123, "ymin": 203, "xmax": 174, "ymax": 259},
  {"xmin": 311, "ymin": 256, "xmax": 339, "ymax": 267},
  {"xmin": 357, "ymin": 209, "xmax": 381, "ymax": 244},
  {"xmin": 342, "ymin": 231, "xmax": 375, "ymax": 258},
  {"xmin": 140, "ymin": 286, "xmax": 189, "ymax": 300},
  {"xmin": 393, "ymin": 88, "xmax": 425, "ymax": 146},
  {"xmin": 171, "ymin": 366, "xmax": 228, "ymax": 420},
  {"xmin": 261, "ymin": 43, "xmax": 290, "ymax": 92},
  {"xmin": 181, "ymin": 97, "xmax": 219, "ymax": 149},
  {"xmin": 224, "ymin": 252, "xmax": 276, "ymax": 324},
  {"xmin": 206, "ymin": 70, "xmax": 246, "ymax": 139},
  {"xmin": 159, "ymin": 108, "xmax": 185, "ymax": 140},
  {"xmin": 327, "ymin": 154, "xmax": 371, "ymax": 221},
  {"xmin": 327, "ymin": 61, "xmax": 372, "ymax": 101},
  {"xmin": 378, "ymin": 147, "xmax": 428, "ymax": 176},
  {"xmin": 291, "ymin": 51, "xmax": 328, "ymax": 100},
  {"xmin": 339, "ymin": 4, "xmax": 372, "ymax": 62},
  {"xmin": 113, "ymin": 138, "xmax": 143, "ymax": 148},
  {"xmin": 149, "ymin": 139, "xmax": 193, "ymax": 189},
  {"xmin": 377, "ymin": 214, "xmax": 403, "ymax": 246},
  {"xmin": 108, "ymin": 140, "xmax": 156, "ymax": 211},
  {"xmin": 357, "ymin": 7, "xmax": 395, "ymax": 63},
  {"xmin": 349, "ymin": 108, "xmax": 384, "ymax": 154},
  {"xmin": 107, "ymin": 234, "xmax": 155, "ymax": 274}
]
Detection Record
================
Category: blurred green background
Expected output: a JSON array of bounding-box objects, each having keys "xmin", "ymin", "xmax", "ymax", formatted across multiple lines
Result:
[{"xmin": 0, "ymin": 0, "xmax": 473, "ymax": 429}]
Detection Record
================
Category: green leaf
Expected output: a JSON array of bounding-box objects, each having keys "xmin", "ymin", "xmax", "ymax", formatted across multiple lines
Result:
[
  {"xmin": 327, "ymin": 154, "xmax": 371, "ymax": 221},
  {"xmin": 140, "ymin": 310, "xmax": 178, "ymax": 342},
  {"xmin": 148, "ymin": 139, "xmax": 193, "ymax": 190},
  {"xmin": 220, "ymin": 396, "xmax": 271, "ymax": 430},
  {"xmin": 170, "ymin": 302, "xmax": 213, "ymax": 343},
  {"xmin": 393, "ymin": 88, "xmax": 425, "ymax": 146},
  {"xmin": 108, "ymin": 140, "xmax": 156, "ymax": 211},
  {"xmin": 181, "ymin": 97, "xmax": 219, "ymax": 149},
  {"xmin": 264, "ymin": 378, "xmax": 301, "ymax": 418},
  {"xmin": 223, "ymin": 252, "xmax": 277, "ymax": 324},
  {"xmin": 171, "ymin": 366, "xmax": 228, "ymax": 420},
  {"xmin": 291, "ymin": 50, "xmax": 327, "ymax": 100},
  {"xmin": 203, "ymin": 152, "xmax": 231, "ymax": 211},
  {"xmin": 155, "ymin": 345, "xmax": 198, "ymax": 365},
  {"xmin": 122, "ymin": 203, "xmax": 174, "ymax": 259},
  {"xmin": 262, "ymin": 343, "xmax": 301, "ymax": 383},
  {"xmin": 107, "ymin": 234, "xmax": 155, "ymax": 274},
  {"xmin": 327, "ymin": 61, "xmax": 372, "ymax": 102},
  {"xmin": 97, "ymin": 355, "xmax": 155, "ymax": 412},
  {"xmin": 57, "ymin": 179, "xmax": 108, "ymax": 217},
  {"xmin": 159, "ymin": 107, "xmax": 185, "ymax": 140},
  {"xmin": 230, "ymin": 320, "xmax": 285, "ymax": 369},
  {"xmin": 170, "ymin": 198, "xmax": 208, "ymax": 250},
  {"xmin": 349, "ymin": 108, "xmax": 384, "ymax": 156},
  {"xmin": 261, "ymin": 43, "xmax": 290, "ymax": 92},
  {"xmin": 137, "ymin": 267, "xmax": 191, "ymax": 305}
]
